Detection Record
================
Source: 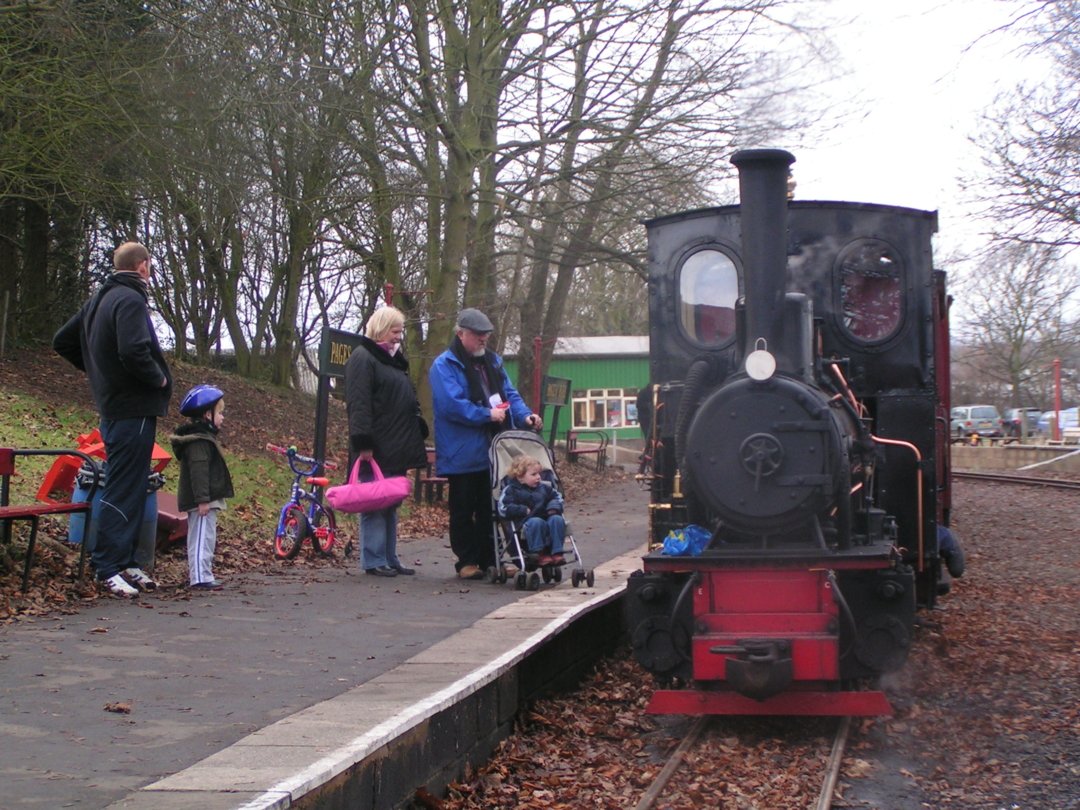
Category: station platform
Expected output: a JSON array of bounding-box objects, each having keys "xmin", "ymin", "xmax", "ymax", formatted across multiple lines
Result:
[{"xmin": 0, "ymin": 476, "xmax": 649, "ymax": 809}]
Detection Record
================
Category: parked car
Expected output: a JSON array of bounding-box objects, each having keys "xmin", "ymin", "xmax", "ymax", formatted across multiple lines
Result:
[
  {"xmin": 950, "ymin": 405, "xmax": 1004, "ymax": 438},
  {"xmin": 1036, "ymin": 407, "xmax": 1079, "ymax": 438},
  {"xmin": 1003, "ymin": 407, "xmax": 1042, "ymax": 438}
]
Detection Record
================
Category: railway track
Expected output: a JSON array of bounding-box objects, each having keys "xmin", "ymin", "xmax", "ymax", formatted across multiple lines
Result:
[
  {"xmin": 954, "ymin": 471, "xmax": 1080, "ymax": 490},
  {"xmin": 633, "ymin": 716, "xmax": 851, "ymax": 810}
]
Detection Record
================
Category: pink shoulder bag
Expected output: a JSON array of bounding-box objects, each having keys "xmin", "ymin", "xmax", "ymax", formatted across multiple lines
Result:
[{"xmin": 325, "ymin": 458, "xmax": 412, "ymax": 514}]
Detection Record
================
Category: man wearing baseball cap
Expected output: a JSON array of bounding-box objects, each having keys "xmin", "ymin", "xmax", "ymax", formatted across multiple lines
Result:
[{"xmin": 429, "ymin": 308, "xmax": 542, "ymax": 579}]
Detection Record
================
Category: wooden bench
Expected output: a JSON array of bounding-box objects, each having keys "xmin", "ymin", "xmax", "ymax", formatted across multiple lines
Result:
[
  {"xmin": 0, "ymin": 448, "xmax": 101, "ymax": 592},
  {"xmin": 413, "ymin": 447, "xmax": 448, "ymax": 504},
  {"xmin": 566, "ymin": 430, "xmax": 608, "ymax": 472}
]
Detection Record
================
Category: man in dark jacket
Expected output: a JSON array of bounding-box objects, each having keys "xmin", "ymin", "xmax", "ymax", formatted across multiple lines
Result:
[{"xmin": 53, "ymin": 242, "xmax": 173, "ymax": 597}]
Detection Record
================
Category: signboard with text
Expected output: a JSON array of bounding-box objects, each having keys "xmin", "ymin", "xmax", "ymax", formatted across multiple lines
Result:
[
  {"xmin": 319, "ymin": 327, "xmax": 363, "ymax": 379},
  {"xmin": 541, "ymin": 375, "xmax": 571, "ymax": 407}
]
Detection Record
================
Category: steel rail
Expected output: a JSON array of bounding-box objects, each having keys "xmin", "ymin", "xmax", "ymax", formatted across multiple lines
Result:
[
  {"xmin": 954, "ymin": 471, "xmax": 1080, "ymax": 491},
  {"xmin": 815, "ymin": 716, "xmax": 851, "ymax": 810},
  {"xmin": 634, "ymin": 715, "xmax": 850, "ymax": 810}
]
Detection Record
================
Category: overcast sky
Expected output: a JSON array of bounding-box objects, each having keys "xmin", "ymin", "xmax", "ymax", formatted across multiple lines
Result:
[{"xmin": 779, "ymin": 0, "xmax": 1042, "ymax": 259}]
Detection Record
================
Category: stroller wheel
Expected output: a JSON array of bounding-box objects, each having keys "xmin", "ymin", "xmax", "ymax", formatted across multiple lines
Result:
[
  {"xmin": 484, "ymin": 565, "xmax": 498, "ymax": 583},
  {"xmin": 497, "ymin": 566, "xmax": 509, "ymax": 584},
  {"xmin": 586, "ymin": 569, "xmax": 595, "ymax": 587},
  {"xmin": 515, "ymin": 572, "xmax": 528, "ymax": 590},
  {"xmin": 571, "ymin": 569, "xmax": 583, "ymax": 588},
  {"xmin": 528, "ymin": 572, "xmax": 541, "ymax": 590},
  {"xmin": 541, "ymin": 565, "xmax": 553, "ymax": 584},
  {"xmin": 552, "ymin": 565, "xmax": 563, "ymax": 583}
]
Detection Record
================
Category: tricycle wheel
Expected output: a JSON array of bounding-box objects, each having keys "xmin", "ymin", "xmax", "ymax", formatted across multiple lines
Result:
[
  {"xmin": 310, "ymin": 506, "xmax": 337, "ymax": 556},
  {"xmin": 274, "ymin": 505, "xmax": 307, "ymax": 560}
]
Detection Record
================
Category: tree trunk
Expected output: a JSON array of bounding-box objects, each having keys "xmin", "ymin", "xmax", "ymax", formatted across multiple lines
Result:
[{"xmin": 20, "ymin": 200, "xmax": 50, "ymax": 344}]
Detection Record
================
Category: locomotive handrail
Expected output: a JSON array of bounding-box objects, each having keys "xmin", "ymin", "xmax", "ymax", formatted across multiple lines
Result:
[{"xmin": 870, "ymin": 434, "xmax": 924, "ymax": 572}]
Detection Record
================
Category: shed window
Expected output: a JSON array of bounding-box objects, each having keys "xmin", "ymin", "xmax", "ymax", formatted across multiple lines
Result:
[
  {"xmin": 838, "ymin": 239, "xmax": 903, "ymax": 341},
  {"xmin": 678, "ymin": 248, "xmax": 738, "ymax": 346},
  {"xmin": 571, "ymin": 388, "xmax": 639, "ymax": 429}
]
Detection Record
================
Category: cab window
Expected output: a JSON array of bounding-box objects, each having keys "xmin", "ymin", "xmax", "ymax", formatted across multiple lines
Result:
[
  {"xmin": 678, "ymin": 247, "xmax": 739, "ymax": 346},
  {"xmin": 838, "ymin": 239, "xmax": 903, "ymax": 342}
]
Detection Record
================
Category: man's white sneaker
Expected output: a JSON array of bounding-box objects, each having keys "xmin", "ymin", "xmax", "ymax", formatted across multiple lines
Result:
[
  {"xmin": 122, "ymin": 567, "xmax": 159, "ymax": 592},
  {"xmin": 102, "ymin": 573, "xmax": 139, "ymax": 598}
]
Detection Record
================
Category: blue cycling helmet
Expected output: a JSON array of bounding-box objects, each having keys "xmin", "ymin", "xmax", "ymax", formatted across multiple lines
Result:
[{"xmin": 179, "ymin": 384, "xmax": 224, "ymax": 417}]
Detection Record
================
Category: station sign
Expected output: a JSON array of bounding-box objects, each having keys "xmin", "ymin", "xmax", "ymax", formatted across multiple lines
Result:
[{"xmin": 319, "ymin": 327, "xmax": 363, "ymax": 379}]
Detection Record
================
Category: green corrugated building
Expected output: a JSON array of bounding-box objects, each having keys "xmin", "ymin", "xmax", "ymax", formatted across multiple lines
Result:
[{"xmin": 502, "ymin": 337, "xmax": 649, "ymax": 458}]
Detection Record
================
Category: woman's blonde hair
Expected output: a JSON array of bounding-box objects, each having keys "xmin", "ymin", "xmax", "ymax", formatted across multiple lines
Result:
[
  {"xmin": 364, "ymin": 306, "xmax": 405, "ymax": 341},
  {"xmin": 508, "ymin": 455, "xmax": 541, "ymax": 480}
]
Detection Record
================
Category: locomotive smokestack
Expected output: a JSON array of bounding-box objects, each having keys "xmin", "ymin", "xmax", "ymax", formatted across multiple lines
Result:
[{"xmin": 730, "ymin": 149, "xmax": 795, "ymax": 364}]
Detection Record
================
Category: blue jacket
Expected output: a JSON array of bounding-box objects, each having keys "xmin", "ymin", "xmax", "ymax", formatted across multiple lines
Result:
[
  {"xmin": 497, "ymin": 476, "xmax": 564, "ymax": 521},
  {"xmin": 429, "ymin": 347, "xmax": 532, "ymax": 475}
]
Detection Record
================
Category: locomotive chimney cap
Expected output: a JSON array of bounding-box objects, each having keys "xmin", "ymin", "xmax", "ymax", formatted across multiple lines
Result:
[{"xmin": 731, "ymin": 148, "xmax": 796, "ymax": 168}]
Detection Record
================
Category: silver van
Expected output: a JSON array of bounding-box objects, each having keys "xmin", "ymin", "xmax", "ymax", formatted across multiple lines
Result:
[{"xmin": 951, "ymin": 405, "xmax": 1004, "ymax": 438}]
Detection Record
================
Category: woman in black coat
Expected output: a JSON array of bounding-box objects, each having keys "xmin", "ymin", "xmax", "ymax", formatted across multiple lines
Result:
[{"xmin": 344, "ymin": 306, "xmax": 428, "ymax": 577}]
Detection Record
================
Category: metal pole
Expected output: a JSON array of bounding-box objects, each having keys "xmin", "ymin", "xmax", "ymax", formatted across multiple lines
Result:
[
  {"xmin": 1053, "ymin": 358, "xmax": 1062, "ymax": 442},
  {"xmin": 533, "ymin": 336, "xmax": 543, "ymax": 414}
]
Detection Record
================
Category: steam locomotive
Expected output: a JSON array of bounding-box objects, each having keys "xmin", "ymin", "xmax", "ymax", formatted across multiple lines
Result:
[{"xmin": 626, "ymin": 149, "xmax": 955, "ymax": 716}]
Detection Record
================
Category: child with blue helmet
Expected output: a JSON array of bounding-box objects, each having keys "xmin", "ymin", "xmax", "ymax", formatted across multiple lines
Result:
[{"xmin": 170, "ymin": 385, "xmax": 234, "ymax": 590}]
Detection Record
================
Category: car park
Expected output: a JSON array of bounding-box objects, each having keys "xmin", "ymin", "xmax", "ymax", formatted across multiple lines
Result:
[
  {"xmin": 1036, "ymin": 407, "xmax": 1079, "ymax": 438},
  {"xmin": 1003, "ymin": 407, "xmax": 1042, "ymax": 438},
  {"xmin": 950, "ymin": 405, "xmax": 1004, "ymax": 438}
]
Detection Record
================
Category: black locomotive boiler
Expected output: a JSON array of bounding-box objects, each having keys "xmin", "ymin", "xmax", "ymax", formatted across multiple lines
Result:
[{"xmin": 626, "ymin": 149, "xmax": 955, "ymax": 716}]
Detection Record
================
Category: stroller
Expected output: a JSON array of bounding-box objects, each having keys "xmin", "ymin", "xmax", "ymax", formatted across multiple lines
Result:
[{"xmin": 488, "ymin": 430, "xmax": 594, "ymax": 590}]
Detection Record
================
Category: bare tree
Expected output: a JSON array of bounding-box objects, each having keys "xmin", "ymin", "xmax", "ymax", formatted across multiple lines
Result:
[
  {"xmin": 954, "ymin": 243, "xmax": 1080, "ymax": 407},
  {"xmin": 973, "ymin": 0, "xmax": 1080, "ymax": 249},
  {"xmin": 0, "ymin": 1, "xmax": 154, "ymax": 343}
]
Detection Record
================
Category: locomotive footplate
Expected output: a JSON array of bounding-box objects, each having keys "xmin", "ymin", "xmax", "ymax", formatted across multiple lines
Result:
[{"xmin": 640, "ymin": 542, "xmax": 898, "ymax": 573}]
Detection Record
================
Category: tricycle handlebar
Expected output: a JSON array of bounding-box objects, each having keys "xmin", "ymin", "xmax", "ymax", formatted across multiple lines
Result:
[{"xmin": 265, "ymin": 443, "xmax": 338, "ymax": 470}]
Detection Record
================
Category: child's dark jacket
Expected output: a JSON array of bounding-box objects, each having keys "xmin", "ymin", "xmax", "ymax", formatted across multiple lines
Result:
[
  {"xmin": 170, "ymin": 422, "xmax": 235, "ymax": 512},
  {"xmin": 497, "ymin": 476, "xmax": 564, "ymax": 521}
]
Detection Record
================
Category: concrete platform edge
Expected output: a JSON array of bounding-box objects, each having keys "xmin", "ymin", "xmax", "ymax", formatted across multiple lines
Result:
[{"xmin": 110, "ymin": 550, "xmax": 646, "ymax": 810}]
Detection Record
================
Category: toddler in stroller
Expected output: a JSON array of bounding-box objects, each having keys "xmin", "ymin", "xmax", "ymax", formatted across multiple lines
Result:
[
  {"xmin": 489, "ymin": 430, "xmax": 593, "ymax": 589},
  {"xmin": 498, "ymin": 455, "xmax": 567, "ymax": 565}
]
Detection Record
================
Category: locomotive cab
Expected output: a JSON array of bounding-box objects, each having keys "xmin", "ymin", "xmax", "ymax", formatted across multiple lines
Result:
[{"xmin": 627, "ymin": 149, "xmax": 949, "ymax": 716}]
